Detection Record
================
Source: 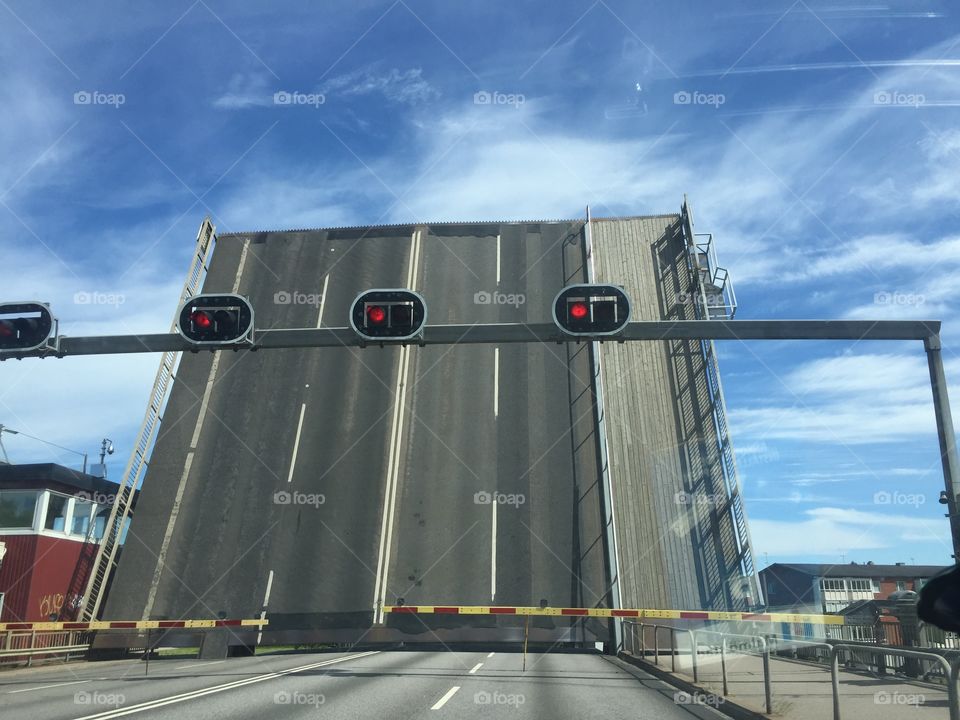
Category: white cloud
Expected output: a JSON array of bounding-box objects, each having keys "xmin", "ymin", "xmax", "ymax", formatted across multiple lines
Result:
[
  {"xmin": 731, "ymin": 396, "xmax": 933, "ymax": 444},
  {"xmin": 751, "ymin": 506, "xmax": 948, "ymax": 557},
  {"xmin": 0, "ymin": 217, "xmax": 191, "ymax": 465},
  {"xmin": 787, "ymin": 234, "xmax": 960, "ymax": 283},
  {"xmin": 384, "ymin": 103, "xmax": 691, "ymax": 222},
  {"xmin": 216, "ymin": 166, "xmax": 374, "ymax": 231},
  {"xmin": 727, "ymin": 353, "xmax": 958, "ymax": 444}
]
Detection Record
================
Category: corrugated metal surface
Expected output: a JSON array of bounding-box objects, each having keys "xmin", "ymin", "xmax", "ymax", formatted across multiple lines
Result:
[
  {"xmin": 593, "ymin": 215, "xmax": 750, "ymax": 610},
  {"xmin": 218, "ymin": 219, "xmax": 585, "ymax": 237}
]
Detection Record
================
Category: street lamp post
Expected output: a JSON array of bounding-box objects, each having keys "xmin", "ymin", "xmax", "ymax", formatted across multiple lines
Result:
[{"xmin": 99, "ymin": 438, "xmax": 115, "ymax": 478}]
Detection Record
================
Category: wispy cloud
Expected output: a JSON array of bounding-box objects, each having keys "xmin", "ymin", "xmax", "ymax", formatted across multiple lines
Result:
[
  {"xmin": 728, "ymin": 353, "xmax": 949, "ymax": 444},
  {"xmin": 321, "ymin": 66, "xmax": 439, "ymax": 105},
  {"xmin": 212, "ymin": 72, "xmax": 274, "ymax": 109}
]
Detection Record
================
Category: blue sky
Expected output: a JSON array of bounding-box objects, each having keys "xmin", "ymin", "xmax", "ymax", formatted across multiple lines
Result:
[{"xmin": 1, "ymin": 1, "xmax": 959, "ymax": 570}]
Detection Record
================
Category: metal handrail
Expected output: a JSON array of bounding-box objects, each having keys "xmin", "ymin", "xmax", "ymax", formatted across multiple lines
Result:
[
  {"xmin": 621, "ymin": 621, "xmax": 960, "ymax": 718},
  {"xmin": 687, "ymin": 626, "xmax": 772, "ymax": 713},
  {"xmin": 830, "ymin": 644, "xmax": 958, "ymax": 720},
  {"xmin": 0, "ymin": 629, "xmax": 92, "ymax": 667}
]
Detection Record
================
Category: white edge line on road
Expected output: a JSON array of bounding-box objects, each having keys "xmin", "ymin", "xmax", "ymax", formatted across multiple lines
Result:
[
  {"xmin": 173, "ymin": 659, "xmax": 226, "ymax": 670},
  {"xmin": 8, "ymin": 679, "xmax": 89, "ymax": 694},
  {"xmin": 491, "ymin": 497, "xmax": 497, "ymax": 603},
  {"xmin": 262, "ymin": 569, "xmax": 275, "ymax": 606},
  {"xmin": 72, "ymin": 651, "xmax": 380, "ymax": 720},
  {"xmin": 493, "ymin": 346, "xmax": 499, "ymax": 418},
  {"xmin": 496, "ymin": 233, "xmax": 501, "ymax": 285},
  {"xmin": 286, "ymin": 403, "xmax": 307, "ymax": 483},
  {"xmin": 468, "ymin": 662, "xmax": 483, "ymax": 675},
  {"xmin": 431, "ymin": 685, "xmax": 460, "ymax": 710},
  {"xmin": 316, "ymin": 273, "xmax": 330, "ymax": 328},
  {"xmin": 372, "ymin": 228, "xmax": 421, "ymax": 624},
  {"xmin": 372, "ymin": 344, "xmax": 406, "ymax": 622}
]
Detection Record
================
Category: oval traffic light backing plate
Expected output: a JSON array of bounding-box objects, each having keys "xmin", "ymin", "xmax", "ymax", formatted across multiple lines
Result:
[
  {"xmin": 0, "ymin": 301, "xmax": 55, "ymax": 353},
  {"xmin": 349, "ymin": 289, "xmax": 427, "ymax": 341},
  {"xmin": 176, "ymin": 294, "xmax": 254, "ymax": 344},
  {"xmin": 552, "ymin": 284, "xmax": 631, "ymax": 337}
]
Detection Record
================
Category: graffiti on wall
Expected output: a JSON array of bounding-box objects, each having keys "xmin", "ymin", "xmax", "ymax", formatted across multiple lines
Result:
[{"xmin": 38, "ymin": 592, "xmax": 81, "ymax": 619}]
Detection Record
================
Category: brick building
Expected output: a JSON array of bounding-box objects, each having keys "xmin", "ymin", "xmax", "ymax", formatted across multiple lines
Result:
[{"xmin": 759, "ymin": 562, "xmax": 947, "ymax": 614}]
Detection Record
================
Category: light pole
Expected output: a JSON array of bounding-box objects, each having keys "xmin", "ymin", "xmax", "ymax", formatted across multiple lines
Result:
[
  {"xmin": 0, "ymin": 425, "xmax": 12, "ymax": 464},
  {"xmin": 99, "ymin": 438, "xmax": 115, "ymax": 478},
  {"xmin": 0, "ymin": 424, "xmax": 88, "ymax": 472}
]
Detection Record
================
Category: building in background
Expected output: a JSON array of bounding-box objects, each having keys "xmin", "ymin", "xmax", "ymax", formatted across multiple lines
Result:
[
  {"xmin": 0, "ymin": 463, "xmax": 132, "ymax": 622},
  {"xmin": 760, "ymin": 562, "xmax": 947, "ymax": 614}
]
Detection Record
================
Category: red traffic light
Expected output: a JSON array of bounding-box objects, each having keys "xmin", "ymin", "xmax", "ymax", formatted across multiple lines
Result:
[
  {"xmin": 553, "ymin": 284, "xmax": 631, "ymax": 337},
  {"xmin": 177, "ymin": 294, "xmax": 254, "ymax": 345},
  {"xmin": 190, "ymin": 310, "xmax": 213, "ymax": 329},
  {"xmin": 569, "ymin": 302, "xmax": 589, "ymax": 320},
  {"xmin": 351, "ymin": 289, "xmax": 427, "ymax": 341}
]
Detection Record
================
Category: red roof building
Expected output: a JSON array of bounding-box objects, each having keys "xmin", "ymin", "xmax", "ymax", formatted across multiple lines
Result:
[{"xmin": 0, "ymin": 463, "xmax": 132, "ymax": 622}]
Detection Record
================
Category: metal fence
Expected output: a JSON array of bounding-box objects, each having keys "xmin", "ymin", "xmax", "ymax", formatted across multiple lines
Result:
[
  {"xmin": 621, "ymin": 621, "xmax": 960, "ymax": 720},
  {"xmin": 0, "ymin": 629, "xmax": 93, "ymax": 666}
]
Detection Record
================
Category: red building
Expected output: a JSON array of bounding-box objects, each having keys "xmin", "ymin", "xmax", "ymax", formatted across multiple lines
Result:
[{"xmin": 0, "ymin": 463, "xmax": 130, "ymax": 622}]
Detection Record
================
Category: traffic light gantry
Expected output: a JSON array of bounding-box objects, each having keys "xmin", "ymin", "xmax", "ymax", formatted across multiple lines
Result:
[{"xmin": 0, "ymin": 286, "xmax": 940, "ymax": 361}]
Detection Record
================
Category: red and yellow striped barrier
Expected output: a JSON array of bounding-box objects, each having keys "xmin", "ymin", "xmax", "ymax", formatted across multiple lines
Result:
[
  {"xmin": 384, "ymin": 606, "xmax": 844, "ymax": 625},
  {"xmin": 0, "ymin": 618, "xmax": 268, "ymax": 632}
]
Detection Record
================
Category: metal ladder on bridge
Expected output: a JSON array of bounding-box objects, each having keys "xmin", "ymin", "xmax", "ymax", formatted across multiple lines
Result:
[
  {"xmin": 680, "ymin": 198, "xmax": 760, "ymax": 606},
  {"xmin": 76, "ymin": 218, "xmax": 216, "ymax": 621}
]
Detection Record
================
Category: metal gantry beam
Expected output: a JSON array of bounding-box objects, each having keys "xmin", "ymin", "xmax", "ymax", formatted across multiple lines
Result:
[{"xmin": 0, "ymin": 319, "xmax": 942, "ymax": 359}]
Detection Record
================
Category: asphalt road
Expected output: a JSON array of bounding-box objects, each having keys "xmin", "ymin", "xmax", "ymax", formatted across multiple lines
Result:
[
  {"xmin": 103, "ymin": 221, "xmax": 608, "ymax": 640},
  {"xmin": 0, "ymin": 650, "xmax": 729, "ymax": 719}
]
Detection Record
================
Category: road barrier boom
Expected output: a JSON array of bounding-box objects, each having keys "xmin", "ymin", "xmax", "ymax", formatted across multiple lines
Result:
[
  {"xmin": 0, "ymin": 618, "xmax": 268, "ymax": 631},
  {"xmin": 384, "ymin": 606, "xmax": 843, "ymax": 624}
]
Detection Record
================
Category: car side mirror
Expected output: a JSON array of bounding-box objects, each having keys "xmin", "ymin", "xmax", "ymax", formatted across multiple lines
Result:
[{"xmin": 918, "ymin": 565, "xmax": 960, "ymax": 632}]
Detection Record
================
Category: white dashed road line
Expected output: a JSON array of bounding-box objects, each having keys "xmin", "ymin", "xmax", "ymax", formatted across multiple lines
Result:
[
  {"xmin": 431, "ymin": 685, "xmax": 460, "ymax": 710},
  {"xmin": 286, "ymin": 403, "xmax": 307, "ymax": 483}
]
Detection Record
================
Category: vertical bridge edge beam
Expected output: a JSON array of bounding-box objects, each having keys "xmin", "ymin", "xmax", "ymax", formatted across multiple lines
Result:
[
  {"xmin": 925, "ymin": 333, "xmax": 960, "ymax": 562},
  {"xmin": 583, "ymin": 206, "xmax": 624, "ymax": 654}
]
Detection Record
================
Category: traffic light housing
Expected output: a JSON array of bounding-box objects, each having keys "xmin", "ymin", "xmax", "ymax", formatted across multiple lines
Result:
[
  {"xmin": 350, "ymin": 289, "xmax": 427, "ymax": 342},
  {"xmin": 0, "ymin": 302, "xmax": 56, "ymax": 355},
  {"xmin": 176, "ymin": 294, "xmax": 254, "ymax": 345},
  {"xmin": 553, "ymin": 284, "xmax": 631, "ymax": 337}
]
